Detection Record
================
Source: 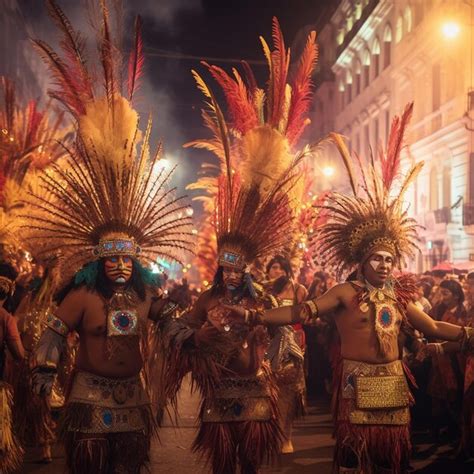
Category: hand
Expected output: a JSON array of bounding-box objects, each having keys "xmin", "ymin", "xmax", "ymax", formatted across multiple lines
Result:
[
  {"xmin": 194, "ymin": 324, "xmax": 224, "ymax": 348},
  {"xmin": 31, "ymin": 366, "xmax": 56, "ymax": 397},
  {"xmin": 221, "ymin": 304, "xmax": 247, "ymax": 324}
]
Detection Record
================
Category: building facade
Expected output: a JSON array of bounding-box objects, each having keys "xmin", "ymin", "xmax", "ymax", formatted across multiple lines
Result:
[{"xmin": 311, "ymin": 0, "xmax": 474, "ymax": 271}]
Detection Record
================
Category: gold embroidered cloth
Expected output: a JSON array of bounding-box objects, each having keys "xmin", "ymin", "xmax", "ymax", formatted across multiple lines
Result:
[{"xmin": 341, "ymin": 359, "xmax": 409, "ymax": 426}]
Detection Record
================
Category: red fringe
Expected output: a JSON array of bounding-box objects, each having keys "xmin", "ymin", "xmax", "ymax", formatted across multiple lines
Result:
[{"xmin": 193, "ymin": 417, "xmax": 283, "ymax": 473}]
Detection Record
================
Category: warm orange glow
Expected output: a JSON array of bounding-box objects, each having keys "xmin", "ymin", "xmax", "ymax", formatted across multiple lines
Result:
[
  {"xmin": 322, "ymin": 165, "xmax": 335, "ymax": 177},
  {"xmin": 442, "ymin": 21, "xmax": 460, "ymax": 38}
]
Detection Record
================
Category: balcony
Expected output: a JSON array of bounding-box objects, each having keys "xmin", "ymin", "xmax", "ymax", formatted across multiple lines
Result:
[
  {"xmin": 463, "ymin": 204, "xmax": 474, "ymax": 227},
  {"xmin": 434, "ymin": 207, "xmax": 451, "ymax": 224}
]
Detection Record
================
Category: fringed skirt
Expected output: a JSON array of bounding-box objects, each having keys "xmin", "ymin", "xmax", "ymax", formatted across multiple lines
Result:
[
  {"xmin": 60, "ymin": 371, "xmax": 157, "ymax": 474},
  {"xmin": 193, "ymin": 368, "xmax": 283, "ymax": 473},
  {"xmin": 332, "ymin": 359, "xmax": 411, "ymax": 474},
  {"xmin": 0, "ymin": 381, "xmax": 24, "ymax": 473},
  {"xmin": 275, "ymin": 361, "xmax": 306, "ymax": 435},
  {"xmin": 12, "ymin": 356, "xmax": 56, "ymax": 447}
]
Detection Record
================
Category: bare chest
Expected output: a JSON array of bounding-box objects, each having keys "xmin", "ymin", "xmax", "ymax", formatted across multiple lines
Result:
[{"xmin": 80, "ymin": 293, "xmax": 151, "ymax": 337}]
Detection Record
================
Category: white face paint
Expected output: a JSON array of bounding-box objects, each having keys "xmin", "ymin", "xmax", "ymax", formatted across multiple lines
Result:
[{"xmin": 369, "ymin": 251, "xmax": 394, "ymax": 272}]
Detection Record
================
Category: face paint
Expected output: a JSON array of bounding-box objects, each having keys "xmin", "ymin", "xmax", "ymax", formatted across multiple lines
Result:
[
  {"xmin": 363, "ymin": 251, "xmax": 394, "ymax": 288},
  {"xmin": 104, "ymin": 256, "xmax": 133, "ymax": 284},
  {"xmin": 222, "ymin": 266, "xmax": 244, "ymax": 291},
  {"xmin": 369, "ymin": 251, "xmax": 394, "ymax": 272}
]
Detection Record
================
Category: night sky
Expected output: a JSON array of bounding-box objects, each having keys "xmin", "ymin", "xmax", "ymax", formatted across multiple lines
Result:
[{"xmin": 15, "ymin": 0, "xmax": 332, "ymax": 199}]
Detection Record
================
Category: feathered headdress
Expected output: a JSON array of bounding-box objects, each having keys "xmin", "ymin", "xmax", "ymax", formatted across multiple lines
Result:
[
  {"xmin": 24, "ymin": 0, "xmax": 193, "ymax": 273},
  {"xmin": 318, "ymin": 102, "xmax": 423, "ymax": 277},
  {"xmin": 186, "ymin": 18, "xmax": 319, "ymax": 270},
  {"xmin": 0, "ymin": 76, "xmax": 68, "ymax": 251}
]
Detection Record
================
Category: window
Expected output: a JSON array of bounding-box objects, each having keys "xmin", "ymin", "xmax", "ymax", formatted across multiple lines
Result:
[
  {"xmin": 354, "ymin": 60, "xmax": 362, "ymax": 96},
  {"xmin": 442, "ymin": 166, "xmax": 451, "ymax": 208},
  {"xmin": 396, "ymin": 16, "xmax": 403, "ymax": 43},
  {"xmin": 432, "ymin": 63, "xmax": 441, "ymax": 111},
  {"xmin": 346, "ymin": 70, "xmax": 353, "ymax": 103},
  {"xmin": 383, "ymin": 25, "xmax": 392, "ymax": 69},
  {"xmin": 372, "ymin": 38, "xmax": 381, "ymax": 79},
  {"xmin": 429, "ymin": 167, "xmax": 439, "ymax": 211},
  {"xmin": 362, "ymin": 49, "xmax": 371, "ymax": 88},
  {"xmin": 404, "ymin": 6, "xmax": 413, "ymax": 34},
  {"xmin": 339, "ymin": 80, "xmax": 345, "ymax": 109}
]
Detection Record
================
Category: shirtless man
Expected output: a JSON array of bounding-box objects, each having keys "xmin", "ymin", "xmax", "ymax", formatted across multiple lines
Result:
[
  {"xmin": 168, "ymin": 253, "xmax": 282, "ymax": 474},
  {"xmin": 33, "ymin": 252, "xmax": 183, "ymax": 473},
  {"xmin": 27, "ymin": 3, "xmax": 192, "ymax": 471}
]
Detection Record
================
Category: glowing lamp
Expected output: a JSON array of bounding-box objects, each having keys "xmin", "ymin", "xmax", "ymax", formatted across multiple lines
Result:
[
  {"xmin": 322, "ymin": 166, "xmax": 335, "ymax": 178},
  {"xmin": 442, "ymin": 21, "xmax": 460, "ymax": 39}
]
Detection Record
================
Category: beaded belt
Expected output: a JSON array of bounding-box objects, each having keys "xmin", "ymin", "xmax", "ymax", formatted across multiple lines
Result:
[
  {"xmin": 202, "ymin": 374, "xmax": 273, "ymax": 423},
  {"xmin": 67, "ymin": 371, "xmax": 150, "ymax": 433}
]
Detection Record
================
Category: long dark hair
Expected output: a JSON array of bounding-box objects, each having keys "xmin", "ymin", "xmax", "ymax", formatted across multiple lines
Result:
[
  {"xmin": 266, "ymin": 255, "xmax": 293, "ymax": 295},
  {"xmin": 432, "ymin": 279, "xmax": 465, "ymax": 320},
  {"xmin": 56, "ymin": 258, "xmax": 150, "ymax": 303}
]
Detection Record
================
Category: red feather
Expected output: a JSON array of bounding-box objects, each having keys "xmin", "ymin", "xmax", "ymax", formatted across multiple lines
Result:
[
  {"xmin": 240, "ymin": 60, "xmax": 258, "ymax": 96},
  {"xmin": 286, "ymin": 30, "xmax": 318, "ymax": 146},
  {"xmin": 46, "ymin": 0, "xmax": 93, "ymax": 104},
  {"xmin": 128, "ymin": 16, "xmax": 144, "ymax": 101},
  {"xmin": 269, "ymin": 17, "xmax": 290, "ymax": 127},
  {"xmin": 25, "ymin": 100, "xmax": 43, "ymax": 149},
  {"xmin": 32, "ymin": 39, "xmax": 86, "ymax": 116},
  {"xmin": 99, "ymin": 0, "xmax": 117, "ymax": 110},
  {"xmin": 380, "ymin": 102, "xmax": 414, "ymax": 190},
  {"xmin": 203, "ymin": 62, "xmax": 258, "ymax": 135}
]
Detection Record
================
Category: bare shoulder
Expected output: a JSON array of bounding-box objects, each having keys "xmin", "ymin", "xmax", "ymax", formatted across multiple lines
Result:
[{"xmin": 330, "ymin": 281, "xmax": 357, "ymax": 295}]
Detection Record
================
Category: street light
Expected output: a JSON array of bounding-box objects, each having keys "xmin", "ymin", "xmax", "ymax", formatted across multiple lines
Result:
[
  {"xmin": 442, "ymin": 21, "xmax": 461, "ymax": 38},
  {"xmin": 322, "ymin": 165, "xmax": 335, "ymax": 178}
]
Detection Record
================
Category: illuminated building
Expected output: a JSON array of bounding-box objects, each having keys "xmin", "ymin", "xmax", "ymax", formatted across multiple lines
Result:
[{"xmin": 310, "ymin": 0, "xmax": 474, "ymax": 271}]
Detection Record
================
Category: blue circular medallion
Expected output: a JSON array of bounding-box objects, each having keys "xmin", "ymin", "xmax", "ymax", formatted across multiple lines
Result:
[{"xmin": 102, "ymin": 410, "xmax": 113, "ymax": 427}]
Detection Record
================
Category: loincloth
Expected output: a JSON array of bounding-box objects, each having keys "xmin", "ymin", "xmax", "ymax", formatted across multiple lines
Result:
[
  {"xmin": 339, "ymin": 358, "xmax": 410, "ymax": 425},
  {"xmin": 333, "ymin": 359, "xmax": 411, "ymax": 473},
  {"xmin": 63, "ymin": 371, "xmax": 152, "ymax": 434},
  {"xmin": 202, "ymin": 373, "xmax": 274, "ymax": 423}
]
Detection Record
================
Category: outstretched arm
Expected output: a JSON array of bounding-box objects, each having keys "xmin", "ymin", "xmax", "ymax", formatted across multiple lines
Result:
[
  {"xmin": 406, "ymin": 302, "xmax": 466, "ymax": 342},
  {"xmin": 257, "ymin": 284, "xmax": 344, "ymax": 325}
]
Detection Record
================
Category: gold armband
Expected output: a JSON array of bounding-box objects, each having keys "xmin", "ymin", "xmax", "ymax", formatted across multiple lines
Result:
[
  {"xmin": 305, "ymin": 299, "xmax": 319, "ymax": 319},
  {"xmin": 46, "ymin": 313, "xmax": 70, "ymax": 337}
]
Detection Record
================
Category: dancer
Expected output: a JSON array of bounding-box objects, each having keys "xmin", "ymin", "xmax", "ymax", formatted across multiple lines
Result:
[
  {"xmin": 168, "ymin": 18, "xmax": 320, "ymax": 473},
  {"xmin": 0, "ymin": 74, "xmax": 69, "ymax": 464},
  {"xmin": 265, "ymin": 255, "xmax": 306, "ymax": 454},
  {"xmin": 228, "ymin": 103, "xmax": 474, "ymax": 473},
  {"xmin": 28, "ymin": 1, "xmax": 192, "ymax": 472}
]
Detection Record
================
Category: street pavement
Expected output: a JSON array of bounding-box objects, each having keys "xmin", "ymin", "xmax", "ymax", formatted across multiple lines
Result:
[{"xmin": 19, "ymin": 377, "xmax": 474, "ymax": 473}]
